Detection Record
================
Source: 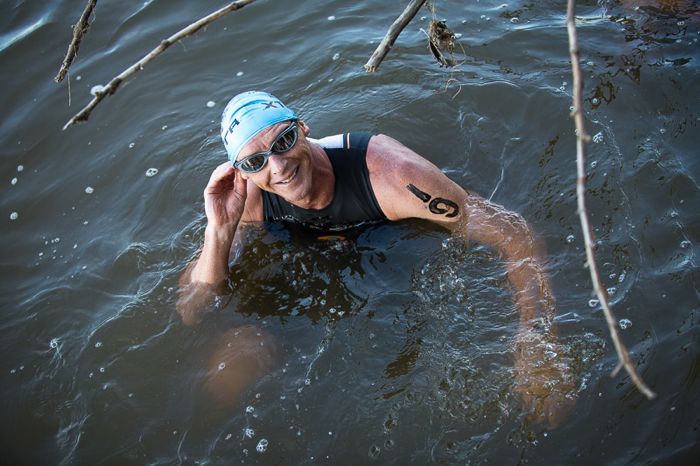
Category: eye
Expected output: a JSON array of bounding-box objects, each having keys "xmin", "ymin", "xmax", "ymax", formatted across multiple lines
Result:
[
  {"xmin": 241, "ymin": 155, "xmax": 265, "ymax": 171},
  {"xmin": 272, "ymin": 126, "xmax": 297, "ymax": 152}
]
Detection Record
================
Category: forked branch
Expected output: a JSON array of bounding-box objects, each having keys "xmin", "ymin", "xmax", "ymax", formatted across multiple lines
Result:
[{"xmin": 63, "ymin": 0, "xmax": 257, "ymax": 130}]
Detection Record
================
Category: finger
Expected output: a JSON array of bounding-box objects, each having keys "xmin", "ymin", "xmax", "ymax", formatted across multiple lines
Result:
[
  {"xmin": 205, "ymin": 163, "xmax": 237, "ymax": 193},
  {"xmin": 209, "ymin": 162, "xmax": 236, "ymax": 184},
  {"xmin": 233, "ymin": 168, "xmax": 248, "ymax": 197}
]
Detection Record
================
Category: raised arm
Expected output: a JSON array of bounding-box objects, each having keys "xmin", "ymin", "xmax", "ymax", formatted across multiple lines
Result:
[
  {"xmin": 177, "ymin": 162, "xmax": 250, "ymax": 326},
  {"xmin": 368, "ymin": 135, "xmax": 574, "ymax": 427}
]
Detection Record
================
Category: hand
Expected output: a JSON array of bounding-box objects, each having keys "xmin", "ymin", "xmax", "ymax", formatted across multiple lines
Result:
[
  {"xmin": 514, "ymin": 333, "xmax": 576, "ymax": 429},
  {"xmin": 203, "ymin": 162, "xmax": 248, "ymax": 229}
]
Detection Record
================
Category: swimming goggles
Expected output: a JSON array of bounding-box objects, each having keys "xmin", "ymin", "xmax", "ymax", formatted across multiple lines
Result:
[{"xmin": 233, "ymin": 122, "xmax": 298, "ymax": 173}]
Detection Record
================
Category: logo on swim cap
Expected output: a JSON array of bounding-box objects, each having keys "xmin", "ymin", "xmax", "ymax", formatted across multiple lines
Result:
[{"xmin": 220, "ymin": 91, "xmax": 298, "ymax": 164}]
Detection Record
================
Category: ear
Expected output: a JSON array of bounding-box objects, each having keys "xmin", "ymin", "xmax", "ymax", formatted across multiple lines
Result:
[
  {"xmin": 298, "ymin": 120, "xmax": 310, "ymax": 137},
  {"xmin": 236, "ymin": 168, "xmax": 251, "ymax": 180}
]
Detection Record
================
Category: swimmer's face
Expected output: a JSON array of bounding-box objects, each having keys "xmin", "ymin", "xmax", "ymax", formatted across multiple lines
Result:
[{"xmin": 237, "ymin": 120, "xmax": 314, "ymax": 204}]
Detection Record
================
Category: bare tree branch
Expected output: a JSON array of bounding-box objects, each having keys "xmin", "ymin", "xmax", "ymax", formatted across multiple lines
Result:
[
  {"xmin": 55, "ymin": 0, "xmax": 98, "ymax": 83},
  {"xmin": 364, "ymin": 0, "xmax": 427, "ymax": 72},
  {"xmin": 63, "ymin": 0, "xmax": 257, "ymax": 130},
  {"xmin": 566, "ymin": 0, "xmax": 656, "ymax": 400}
]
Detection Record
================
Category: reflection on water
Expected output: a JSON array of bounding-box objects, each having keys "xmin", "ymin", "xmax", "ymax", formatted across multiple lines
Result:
[{"xmin": 1, "ymin": 0, "xmax": 699, "ymax": 464}]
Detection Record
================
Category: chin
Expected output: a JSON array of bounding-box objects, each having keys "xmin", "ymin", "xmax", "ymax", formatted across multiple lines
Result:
[{"xmin": 277, "ymin": 182, "xmax": 310, "ymax": 205}]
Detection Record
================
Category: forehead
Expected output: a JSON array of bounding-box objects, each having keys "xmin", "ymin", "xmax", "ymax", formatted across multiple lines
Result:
[{"xmin": 237, "ymin": 121, "xmax": 291, "ymax": 159}]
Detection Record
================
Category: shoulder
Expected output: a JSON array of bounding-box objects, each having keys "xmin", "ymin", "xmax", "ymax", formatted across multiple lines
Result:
[
  {"xmin": 366, "ymin": 134, "xmax": 441, "ymax": 179},
  {"xmin": 366, "ymin": 134, "xmax": 468, "ymax": 224}
]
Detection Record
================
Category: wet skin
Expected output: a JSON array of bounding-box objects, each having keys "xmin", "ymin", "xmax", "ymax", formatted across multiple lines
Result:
[{"xmin": 177, "ymin": 122, "xmax": 575, "ymax": 428}]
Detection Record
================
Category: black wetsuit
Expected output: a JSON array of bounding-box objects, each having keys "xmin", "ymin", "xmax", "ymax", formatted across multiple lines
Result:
[{"xmin": 262, "ymin": 133, "xmax": 387, "ymax": 232}]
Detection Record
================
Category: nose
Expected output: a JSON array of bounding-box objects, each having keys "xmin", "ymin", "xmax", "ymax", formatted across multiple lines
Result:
[{"xmin": 266, "ymin": 153, "xmax": 288, "ymax": 174}]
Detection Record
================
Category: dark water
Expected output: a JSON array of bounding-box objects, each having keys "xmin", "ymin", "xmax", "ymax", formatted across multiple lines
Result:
[{"xmin": 1, "ymin": 0, "xmax": 699, "ymax": 464}]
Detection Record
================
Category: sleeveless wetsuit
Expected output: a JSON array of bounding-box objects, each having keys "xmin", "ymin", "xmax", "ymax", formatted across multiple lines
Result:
[{"xmin": 262, "ymin": 132, "xmax": 386, "ymax": 232}]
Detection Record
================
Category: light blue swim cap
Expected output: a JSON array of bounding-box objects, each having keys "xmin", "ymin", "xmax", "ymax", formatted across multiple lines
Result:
[{"xmin": 220, "ymin": 91, "xmax": 298, "ymax": 163}]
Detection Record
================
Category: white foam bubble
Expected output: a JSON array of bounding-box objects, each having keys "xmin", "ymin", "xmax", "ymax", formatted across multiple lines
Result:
[
  {"xmin": 244, "ymin": 428, "xmax": 255, "ymax": 438},
  {"xmin": 618, "ymin": 318, "xmax": 632, "ymax": 330},
  {"xmin": 10, "ymin": 212, "xmax": 18, "ymax": 220},
  {"xmin": 256, "ymin": 439, "xmax": 268, "ymax": 453},
  {"xmin": 236, "ymin": 71, "xmax": 244, "ymax": 77},
  {"xmin": 129, "ymin": 142, "xmax": 135, "ymax": 149},
  {"xmin": 588, "ymin": 298, "xmax": 599, "ymax": 308},
  {"xmin": 680, "ymin": 240, "xmax": 691, "ymax": 249},
  {"xmin": 332, "ymin": 53, "xmax": 340, "ymax": 61},
  {"xmin": 592, "ymin": 132, "xmax": 604, "ymax": 143},
  {"xmin": 17, "ymin": 165, "xmax": 24, "ymax": 172},
  {"xmin": 218, "ymin": 362, "xmax": 226, "ymax": 371},
  {"xmin": 566, "ymin": 234, "xmax": 575, "ymax": 243},
  {"xmin": 327, "ymin": 15, "xmax": 336, "ymax": 20},
  {"xmin": 84, "ymin": 186, "xmax": 94, "ymax": 194},
  {"xmin": 11, "ymin": 177, "xmax": 17, "ymax": 185},
  {"xmin": 206, "ymin": 100, "xmax": 216, "ymax": 108},
  {"xmin": 145, "ymin": 168, "xmax": 159, "ymax": 177}
]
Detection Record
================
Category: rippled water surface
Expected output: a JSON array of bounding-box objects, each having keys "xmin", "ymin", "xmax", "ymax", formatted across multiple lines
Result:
[{"xmin": 1, "ymin": 0, "xmax": 699, "ymax": 464}]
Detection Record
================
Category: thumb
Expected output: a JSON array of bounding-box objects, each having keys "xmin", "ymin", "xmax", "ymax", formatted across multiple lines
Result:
[{"xmin": 234, "ymin": 169, "xmax": 248, "ymax": 198}]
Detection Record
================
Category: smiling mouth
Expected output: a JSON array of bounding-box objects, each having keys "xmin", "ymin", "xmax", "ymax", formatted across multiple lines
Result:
[{"xmin": 275, "ymin": 166, "xmax": 298, "ymax": 185}]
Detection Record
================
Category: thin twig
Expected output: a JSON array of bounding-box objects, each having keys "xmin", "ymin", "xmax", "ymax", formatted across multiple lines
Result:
[
  {"xmin": 63, "ymin": 0, "xmax": 257, "ymax": 130},
  {"xmin": 55, "ymin": 0, "xmax": 98, "ymax": 83},
  {"xmin": 364, "ymin": 0, "xmax": 427, "ymax": 72},
  {"xmin": 566, "ymin": 0, "xmax": 656, "ymax": 400}
]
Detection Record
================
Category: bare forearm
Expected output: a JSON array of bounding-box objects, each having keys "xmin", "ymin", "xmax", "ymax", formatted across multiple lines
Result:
[
  {"xmin": 177, "ymin": 224, "xmax": 236, "ymax": 326},
  {"xmin": 497, "ymin": 226, "xmax": 574, "ymax": 427},
  {"xmin": 189, "ymin": 225, "xmax": 236, "ymax": 285},
  {"xmin": 504, "ymin": 254, "xmax": 554, "ymax": 330}
]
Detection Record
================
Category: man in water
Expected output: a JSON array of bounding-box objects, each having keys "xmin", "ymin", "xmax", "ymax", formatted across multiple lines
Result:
[{"xmin": 177, "ymin": 91, "xmax": 574, "ymax": 427}]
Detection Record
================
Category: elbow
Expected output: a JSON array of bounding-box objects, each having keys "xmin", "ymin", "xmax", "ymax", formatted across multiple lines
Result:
[
  {"xmin": 175, "ymin": 282, "xmax": 215, "ymax": 326},
  {"xmin": 500, "ymin": 215, "xmax": 541, "ymax": 261}
]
